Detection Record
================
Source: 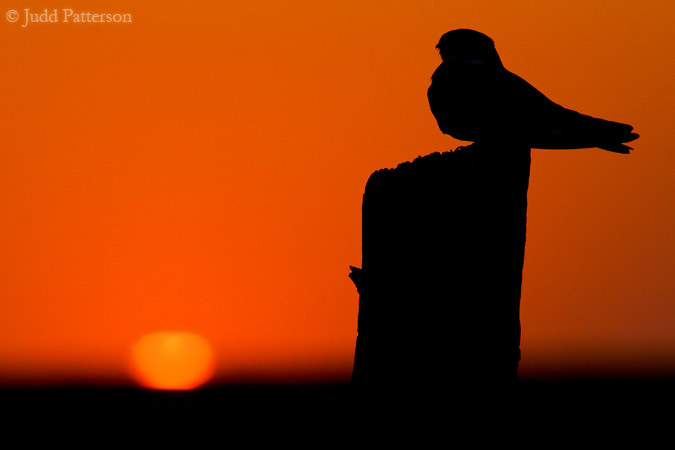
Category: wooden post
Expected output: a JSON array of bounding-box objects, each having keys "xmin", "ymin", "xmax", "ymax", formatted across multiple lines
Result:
[{"xmin": 350, "ymin": 143, "xmax": 531, "ymax": 399}]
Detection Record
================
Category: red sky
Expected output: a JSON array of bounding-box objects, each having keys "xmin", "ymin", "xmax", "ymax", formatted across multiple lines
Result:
[{"xmin": 1, "ymin": 0, "xmax": 674, "ymax": 386}]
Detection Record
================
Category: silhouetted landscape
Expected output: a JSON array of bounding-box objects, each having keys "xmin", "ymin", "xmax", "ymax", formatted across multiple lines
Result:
[{"xmin": 2, "ymin": 378, "xmax": 674, "ymax": 436}]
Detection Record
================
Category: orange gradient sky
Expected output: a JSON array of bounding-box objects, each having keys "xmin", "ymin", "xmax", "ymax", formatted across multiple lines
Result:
[{"xmin": 1, "ymin": 0, "xmax": 674, "ymax": 386}]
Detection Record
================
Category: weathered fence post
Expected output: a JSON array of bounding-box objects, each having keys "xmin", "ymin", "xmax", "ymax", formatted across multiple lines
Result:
[{"xmin": 350, "ymin": 143, "xmax": 531, "ymax": 400}]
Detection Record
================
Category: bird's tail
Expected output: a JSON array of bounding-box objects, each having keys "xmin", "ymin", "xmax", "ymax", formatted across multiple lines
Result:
[
  {"xmin": 596, "ymin": 121, "xmax": 639, "ymax": 154},
  {"xmin": 598, "ymin": 140, "xmax": 637, "ymax": 154}
]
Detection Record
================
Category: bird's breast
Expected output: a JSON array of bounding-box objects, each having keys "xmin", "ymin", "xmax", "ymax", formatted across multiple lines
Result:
[{"xmin": 428, "ymin": 73, "xmax": 495, "ymax": 142}]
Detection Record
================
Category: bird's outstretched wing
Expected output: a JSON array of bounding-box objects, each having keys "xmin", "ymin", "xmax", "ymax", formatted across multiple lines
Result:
[{"xmin": 495, "ymin": 71, "xmax": 639, "ymax": 153}]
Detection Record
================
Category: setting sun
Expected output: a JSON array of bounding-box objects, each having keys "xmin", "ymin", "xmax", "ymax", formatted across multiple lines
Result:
[{"xmin": 129, "ymin": 332, "xmax": 215, "ymax": 390}]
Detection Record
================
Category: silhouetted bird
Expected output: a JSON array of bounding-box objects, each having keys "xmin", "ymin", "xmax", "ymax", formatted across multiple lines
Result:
[{"xmin": 428, "ymin": 29, "xmax": 639, "ymax": 153}]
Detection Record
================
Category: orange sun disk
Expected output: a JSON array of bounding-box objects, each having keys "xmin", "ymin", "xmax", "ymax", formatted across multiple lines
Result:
[{"xmin": 129, "ymin": 332, "xmax": 215, "ymax": 390}]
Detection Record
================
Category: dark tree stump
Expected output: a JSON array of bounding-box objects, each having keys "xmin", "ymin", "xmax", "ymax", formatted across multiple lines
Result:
[{"xmin": 350, "ymin": 143, "xmax": 531, "ymax": 400}]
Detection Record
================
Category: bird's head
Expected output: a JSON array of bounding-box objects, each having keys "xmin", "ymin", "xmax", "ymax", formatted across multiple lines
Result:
[{"xmin": 436, "ymin": 29, "xmax": 504, "ymax": 68}]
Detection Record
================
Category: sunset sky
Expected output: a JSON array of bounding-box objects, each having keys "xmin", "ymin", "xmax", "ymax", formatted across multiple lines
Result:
[{"xmin": 1, "ymin": 0, "xmax": 674, "ymax": 386}]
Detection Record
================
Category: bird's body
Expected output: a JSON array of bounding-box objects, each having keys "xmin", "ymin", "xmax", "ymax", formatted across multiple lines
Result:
[{"xmin": 428, "ymin": 29, "xmax": 639, "ymax": 153}]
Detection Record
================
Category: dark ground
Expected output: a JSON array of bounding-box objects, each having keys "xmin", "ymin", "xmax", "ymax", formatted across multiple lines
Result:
[{"xmin": 1, "ymin": 377, "xmax": 673, "ymax": 443}]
